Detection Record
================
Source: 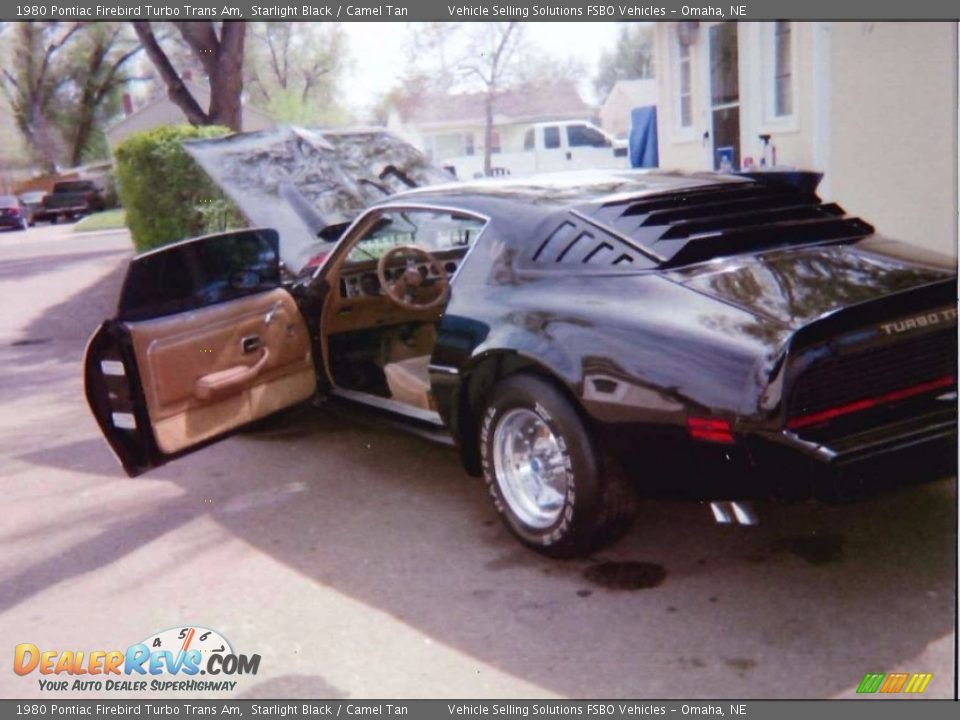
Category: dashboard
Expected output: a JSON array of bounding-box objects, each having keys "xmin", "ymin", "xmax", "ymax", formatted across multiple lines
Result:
[{"xmin": 340, "ymin": 257, "xmax": 461, "ymax": 300}]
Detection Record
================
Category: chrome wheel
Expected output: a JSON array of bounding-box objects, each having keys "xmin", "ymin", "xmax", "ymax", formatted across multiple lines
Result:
[{"xmin": 492, "ymin": 408, "xmax": 568, "ymax": 529}]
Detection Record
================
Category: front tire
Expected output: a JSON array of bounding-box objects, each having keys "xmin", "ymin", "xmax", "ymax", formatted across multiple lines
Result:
[{"xmin": 480, "ymin": 374, "xmax": 636, "ymax": 558}]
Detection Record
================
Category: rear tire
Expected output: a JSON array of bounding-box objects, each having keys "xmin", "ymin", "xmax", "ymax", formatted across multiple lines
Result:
[{"xmin": 480, "ymin": 374, "xmax": 636, "ymax": 558}]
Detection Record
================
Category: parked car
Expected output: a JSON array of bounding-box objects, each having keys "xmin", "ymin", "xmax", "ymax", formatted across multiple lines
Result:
[
  {"xmin": 34, "ymin": 180, "xmax": 106, "ymax": 223},
  {"xmin": 18, "ymin": 191, "xmax": 48, "ymax": 226},
  {"xmin": 83, "ymin": 129, "xmax": 957, "ymax": 558},
  {"xmin": 0, "ymin": 195, "xmax": 28, "ymax": 231}
]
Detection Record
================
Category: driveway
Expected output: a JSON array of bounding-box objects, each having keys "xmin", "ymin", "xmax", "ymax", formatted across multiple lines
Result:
[{"xmin": 0, "ymin": 225, "xmax": 955, "ymax": 699}]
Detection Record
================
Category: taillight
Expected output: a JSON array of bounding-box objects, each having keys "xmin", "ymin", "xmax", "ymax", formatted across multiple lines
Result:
[{"xmin": 686, "ymin": 417, "xmax": 734, "ymax": 444}]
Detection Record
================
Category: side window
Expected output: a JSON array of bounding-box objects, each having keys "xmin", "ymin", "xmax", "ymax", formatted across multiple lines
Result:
[
  {"xmin": 674, "ymin": 30, "xmax": 693, "ymax": 129},
  {"xmin": 772, "ymin": 21, "xmax": 793, "ymax": 117},
  {"xmin": 117, "ymin": 229, "xmax": 280, "ymax": 321},
  {"xmin": 543, "ymin": 126, "xmax": 561, "ymax": 150},
  {"xmin": 523, "ymin": 129, "xmax": 535, "ymax": 151},
  {"xmin": 344, "ymin": 209, "xmax": 487, "ymax": 268},
  {"xmin": 567, "ymin": 124, "xmax": 612, "ymax": 148}
]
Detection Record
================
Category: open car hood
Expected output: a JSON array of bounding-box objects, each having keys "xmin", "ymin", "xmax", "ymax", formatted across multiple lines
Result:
[{"xmin": 183, "ymin": 126, "xmax": 454, "ymax": 273}]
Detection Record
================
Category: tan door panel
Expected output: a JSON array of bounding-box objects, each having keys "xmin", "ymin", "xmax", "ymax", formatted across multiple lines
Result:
[{"xmin": 127, "ymin": 288, "xmax": 315, "ymax": 454}]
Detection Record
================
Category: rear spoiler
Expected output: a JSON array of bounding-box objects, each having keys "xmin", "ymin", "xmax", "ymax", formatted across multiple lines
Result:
[
  {"xmin": 735, "ymin": 170, "xmax": 823, "ymax": 194},
  {"xmin": 787, "ymin": 277, "xmax": 958, "ymax": 352}
]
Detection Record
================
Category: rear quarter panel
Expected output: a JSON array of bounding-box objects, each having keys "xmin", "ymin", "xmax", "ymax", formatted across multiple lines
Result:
[{"xmin": 435, "ymin": 270, "xmax": 788, "ymax": 428}]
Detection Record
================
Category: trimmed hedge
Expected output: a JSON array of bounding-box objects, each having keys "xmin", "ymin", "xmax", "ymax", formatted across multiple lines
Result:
[{"xmin": 114, "ymin": 124, "xmax": 245, "ymax": 252}]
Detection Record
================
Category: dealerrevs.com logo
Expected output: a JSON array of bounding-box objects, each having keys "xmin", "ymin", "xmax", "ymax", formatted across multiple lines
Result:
[{"xmin": 14, "ymin": 626, "xmax": 260, "ymax": 693}]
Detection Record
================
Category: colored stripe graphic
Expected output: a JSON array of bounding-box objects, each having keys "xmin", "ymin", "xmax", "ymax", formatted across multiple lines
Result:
[
  {"xmin": 857, "ymin": 673, "xmax": 885, "ymax": 694},
  {"xmin": 879, "ymin": 673, "xmax": 909, "ymax": 693},
  {"xmin": 903, "ymin": 674, "xmax": 933, "ymax": 694},
  {"xmin": 856, "ymin": 672, "xmax": 932, "ymax": 694}
]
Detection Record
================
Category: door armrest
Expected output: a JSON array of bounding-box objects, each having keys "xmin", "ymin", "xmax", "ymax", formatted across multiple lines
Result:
[{"xmin": 194, "ymin": 349, "xmax": 270, "ymax": 401}]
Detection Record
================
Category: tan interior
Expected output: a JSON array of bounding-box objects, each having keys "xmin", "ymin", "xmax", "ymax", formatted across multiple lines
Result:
[
  {"xmin": 127, "ymin": 287, "xmax": 316, "ymax": 455},
  {"xmin": 320, "ymin": 253, "xmax": 445, "ymax": 409},
  {"xmin": 382, "ymin": 355, "xmax": 434, "ymax": 411}
]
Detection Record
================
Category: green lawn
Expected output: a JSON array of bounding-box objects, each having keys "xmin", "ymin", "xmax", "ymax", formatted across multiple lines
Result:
[{"xmin": 72, "ymin": 209, "xmax": 127, "ymax": 233}]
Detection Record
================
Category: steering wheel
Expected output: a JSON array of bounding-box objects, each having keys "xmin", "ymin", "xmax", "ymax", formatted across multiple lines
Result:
[{"xmin": 377, "ymin": 244, "xmax": 450, "ymax": 310}]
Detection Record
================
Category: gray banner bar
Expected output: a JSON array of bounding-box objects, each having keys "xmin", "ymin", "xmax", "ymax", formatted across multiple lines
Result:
[
  {"xmin": 0, "ymin": 701, "xmax": 959, "ymax": 720},
  {"xmin": 0, "ymin": 0, "xmax": 959, "ymax": 21}
]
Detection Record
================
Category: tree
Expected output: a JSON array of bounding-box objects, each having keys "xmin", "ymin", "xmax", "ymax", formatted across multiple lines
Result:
[
  {"xmin": 59, "ymin": 23, "xmax": 142, "ymax": 166},
  {"xmin": 0, "ymin": 22, "xmax": 142, "ymax": 169},
  {"xmin": 371, "ymin": 22, "xmax": 463, "ymax": 126},
  {"xmin": 512, "ymin": 51, "xmax": 586, "ymax": 93},
  {"xmin": 244, "ymin": 22, "xmax": 349, "ymax": 124},
  {"xmin": 594, "ymin": 23, "xmax": 655, "ymax": 100},
  {"xmin": 457, "ymin": 22, "xmax": 523, "ymax": 177},
  {"xmin": 133, "ymin": 21, "xmax": 247, "ymax": 131},
  {"xmin": 0, "ymin": 22, "xmax": 80, "ymax": 171}
]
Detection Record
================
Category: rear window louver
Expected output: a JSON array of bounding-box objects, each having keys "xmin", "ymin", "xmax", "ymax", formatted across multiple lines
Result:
[
  {"xmin": 529, "ymin": 221, "xmax": 641, "ymax": 268},
  {"xmin": 589, "ymin": 182, "xmax": 874, "ymax": 267}
]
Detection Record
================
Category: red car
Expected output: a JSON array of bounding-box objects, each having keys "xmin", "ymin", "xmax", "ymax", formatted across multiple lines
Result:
[{"xmin": 0, "ymin": 195, "xmax": 28, "ymax": 231}]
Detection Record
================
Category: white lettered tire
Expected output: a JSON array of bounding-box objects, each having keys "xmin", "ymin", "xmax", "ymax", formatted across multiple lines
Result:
[{"xmin": 480, "ymin": 374, "xmax": 636, "ymax": 558}]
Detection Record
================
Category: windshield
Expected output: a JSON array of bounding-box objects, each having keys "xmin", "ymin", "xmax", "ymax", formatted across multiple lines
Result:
[{"xmin": 344, "ymin": 209, "xmax": 486, "ymax": 266}]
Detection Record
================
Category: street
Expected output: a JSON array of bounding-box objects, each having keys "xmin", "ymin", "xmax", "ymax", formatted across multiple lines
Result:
[{"xmin": 0, "ymin": 223, "xmax": 955, "ymax": 699}]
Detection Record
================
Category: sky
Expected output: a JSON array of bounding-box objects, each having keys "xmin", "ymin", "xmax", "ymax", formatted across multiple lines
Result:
[{"xmin": 339, "ymin": 22, "xmax": 626, "ymax": 113}]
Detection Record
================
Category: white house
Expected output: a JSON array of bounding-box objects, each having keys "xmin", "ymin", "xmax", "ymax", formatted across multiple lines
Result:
[
  {"xmin": 653, "ymin": 21, "xmax": 957, "ymax": 257},
  {"xmin": 386, "ymin": 81, "xmax": 595, "ymax": 163},
  {"xmin": 599, "ymin": 78, "xmax": 659, "ymax": 140}
]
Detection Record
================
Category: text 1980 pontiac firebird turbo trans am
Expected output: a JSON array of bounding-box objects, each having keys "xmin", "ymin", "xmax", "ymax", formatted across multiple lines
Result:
[{"xmin": 84, "ymin": 128, "xmax": 957, "ymax": 558}]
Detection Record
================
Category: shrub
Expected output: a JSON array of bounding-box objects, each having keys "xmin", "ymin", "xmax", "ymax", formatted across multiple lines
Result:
[{"xmin": 114, "ymin": 124, "xmax": 245, "ymax": 252}]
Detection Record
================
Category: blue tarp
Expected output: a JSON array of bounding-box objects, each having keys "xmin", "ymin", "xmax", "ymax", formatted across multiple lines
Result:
[{"xmin": 628, "ymin": 106, "xmax": 659, "ymax": 168}]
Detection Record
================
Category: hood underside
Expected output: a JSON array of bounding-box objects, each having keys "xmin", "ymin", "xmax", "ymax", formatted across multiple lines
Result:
[{"xmin": 183, "ymin": 126, "xmax": 454, "ymax": 272}]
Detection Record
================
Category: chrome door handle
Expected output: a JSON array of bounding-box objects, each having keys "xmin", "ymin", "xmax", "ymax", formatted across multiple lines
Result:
[{"xmin": 264, "ymin": 302, "xmax": 281, "ymax": 325}]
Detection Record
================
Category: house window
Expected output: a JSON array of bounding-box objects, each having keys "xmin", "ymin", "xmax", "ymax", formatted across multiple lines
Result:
[
  {"xmin": 489, "ymin": 130, "xmax": 501, "ymax": 154},
  {"xmin": 773, "ymin": 21, "xmax": 793, "ymax": 116},
  {"xmin": 675, "ymin": 30, "xmax": 693, "ymax": 129},
  {"xmin": 543, "ymin": 126, "xmax": 561, "ymax": 150},
  {"xmin": 431, "ymin": 133, "xmax": 475, "ymax": 159}
]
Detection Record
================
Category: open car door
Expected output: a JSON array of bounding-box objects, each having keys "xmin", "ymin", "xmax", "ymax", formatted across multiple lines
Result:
[{"xmin": 84, "ymin": 229, "xmax": 317, "ymax": 477}]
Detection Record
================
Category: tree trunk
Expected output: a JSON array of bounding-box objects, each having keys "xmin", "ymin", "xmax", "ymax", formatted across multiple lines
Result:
[
  {"xmin": 208, "ymin": 22, "xmax": 246, "ymax": 131},
  {"xmin": 483, "ymin": 90, "xmax": 494, "ymax": 177},
  {"xmin": 132, "ymin": 22, "xmax": 209, "ymax": 126}
]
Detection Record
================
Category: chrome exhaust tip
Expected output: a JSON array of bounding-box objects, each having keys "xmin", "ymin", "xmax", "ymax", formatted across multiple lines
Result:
[
  {"xmin": 709, "ymin": 501, "xmax": 758, "ymax": 526},
  {"xmin": 709, "ymin": 501, "xmax": 734, "ymax": 524}
]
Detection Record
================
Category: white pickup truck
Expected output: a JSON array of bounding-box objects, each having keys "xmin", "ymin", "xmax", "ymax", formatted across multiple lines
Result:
[{"xmin": 444, "ymin": 121, "xmax": 630, "ymax": 180}]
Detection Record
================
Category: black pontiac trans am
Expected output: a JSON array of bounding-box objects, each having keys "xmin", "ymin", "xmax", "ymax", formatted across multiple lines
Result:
[{"xmin": 84, "ymin": 128, "xmax": 957, "ymax": 557}]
